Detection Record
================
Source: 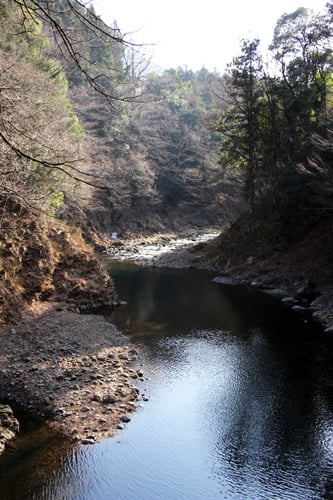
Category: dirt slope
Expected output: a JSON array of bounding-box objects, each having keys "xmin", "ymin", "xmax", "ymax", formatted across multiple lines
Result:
[
  {"xmin": 0, "ymin": 208, "xmax": 116, "ymax": 323},
  {"xmin": 202, "ymin": 213, "xmax": 333, "ymax": 288}
]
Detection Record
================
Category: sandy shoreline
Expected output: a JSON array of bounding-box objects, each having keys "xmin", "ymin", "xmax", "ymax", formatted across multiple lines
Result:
[{"xmin": 0, "ymin": 301, "xmax": 146, "ymax": 446}]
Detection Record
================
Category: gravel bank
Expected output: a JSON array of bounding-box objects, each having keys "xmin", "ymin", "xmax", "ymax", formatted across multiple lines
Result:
[
  {"xmin": 2, "ymin": 229, "xmax": 332, "ymax": 453},
  {"xmin": 106, "ymin": 231, "xmax": 219, "ymax": 268},
  {"xmin": 0, "ymin": 302, "xmax": 146, "ymax": 447}
]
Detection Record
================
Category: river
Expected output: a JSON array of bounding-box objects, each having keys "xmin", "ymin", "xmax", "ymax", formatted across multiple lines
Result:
[{"xmin": 0, "ymin": 263, "xmax": 333, "ymax": 499}]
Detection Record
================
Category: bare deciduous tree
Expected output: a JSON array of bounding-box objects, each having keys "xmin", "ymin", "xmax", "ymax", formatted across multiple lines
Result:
[
  {"xmin": 0, "ymin": 49, "xmax": 90, "ymax": 208},
  {"xmin": 11, "ymin": 0, "xmax": 138, "ymax": 104},
  {"xmin": 0, "ymin": 0, "xmax": 143, "ymax": 210}
]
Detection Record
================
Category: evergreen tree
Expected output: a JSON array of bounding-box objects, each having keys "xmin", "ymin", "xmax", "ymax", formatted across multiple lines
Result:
[
  {"xmin": 214, "ymin": 5, "xmax": 333, "ymax": 230},
  {"xmin": 215, "ymin": 39, "xmax": 263, "ymax": 211}
]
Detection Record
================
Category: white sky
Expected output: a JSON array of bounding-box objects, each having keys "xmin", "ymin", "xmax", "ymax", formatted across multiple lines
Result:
[{"xmin": 93, "ymin": 0, "xmax": 329, "ymax": 73}]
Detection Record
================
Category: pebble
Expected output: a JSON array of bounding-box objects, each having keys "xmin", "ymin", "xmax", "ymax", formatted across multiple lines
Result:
[
  {"xmin": 282, "ymin": 296, "xmax": 295, "ymax": 303},
  {"xmin": 0, "ymin": 404, "xmax": 19, "ymax": 455},
  {"xmin": 81, "ymin": 438, "xmax": 95, "ymax": 445},
  {"xmin": 92, "ymin": 394, "xmax": 102, "ymax": 402},
  {"xmin": 120, "ymin": 415, "xmax": 131, "ymax": 423},
  {"xmin": 102, "ymin": 394, "xmax": 117, "ymax": 404}
]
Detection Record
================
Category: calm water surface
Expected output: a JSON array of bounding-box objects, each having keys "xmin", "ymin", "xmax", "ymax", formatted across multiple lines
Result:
[{"xmin": 1, "ymin": 264, "xmax": 333, "ymax": 499}]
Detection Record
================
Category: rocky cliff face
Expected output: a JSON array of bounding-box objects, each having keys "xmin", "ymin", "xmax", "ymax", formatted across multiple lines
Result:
[{"xmin": 0, "ymin": 208, "xmax": 116, "ymax": 323}]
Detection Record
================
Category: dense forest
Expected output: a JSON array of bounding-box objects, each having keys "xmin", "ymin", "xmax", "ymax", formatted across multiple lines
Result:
[{"xmin": 1, "ymin": 0, "xmax": 333, "ymax": 319}]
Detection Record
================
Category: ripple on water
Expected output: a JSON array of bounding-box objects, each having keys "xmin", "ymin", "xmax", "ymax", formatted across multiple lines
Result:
[{"xmin": 1, "ymin": 265, "xmax": 332, "ymax": 500}]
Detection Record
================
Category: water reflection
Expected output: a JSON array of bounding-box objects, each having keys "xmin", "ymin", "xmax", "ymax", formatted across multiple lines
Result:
[
  {"xmin": 204, "ymin": 333, "xmax": 319, "ymax": 498},
  {"xmin": 105, "ymin": 264, "xmax": 333, "ymax": 499},
  {"xmin": 0, "ymin": 422, "xmax": 78, "ymax": 499},
  {"xmin": 0, "ymin": 264, "xmax": 333, "ymax": 499},
  {"xmin": 107, "ymin": 265, "xmax": 305, "ymax": 339}
]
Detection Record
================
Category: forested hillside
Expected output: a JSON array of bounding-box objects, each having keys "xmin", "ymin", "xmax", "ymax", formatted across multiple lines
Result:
[
  {"xmin": 0, "ymin": 0, "xmax": 129, "ymax": 320},
  {"xmin": 0, "ymin": 0, "xmax": 240, "ymax": 241},
  {"xmin": 1, "ymin": 0, "xmax": 333, "ymax": 320},
  {"xmin": 0, "ymin": 0, "xmax": 240, "ymax": 320},
  {"xmin": 205, "ymin": 3, "xmax": 333, "ymax": 287},
  {"xmin": 77, "ymin": 70, "xmax": 243, "ymax": 235},
  {"xmin": 60, "ymin": 57, "xmax": 242, "ymax": 237}
]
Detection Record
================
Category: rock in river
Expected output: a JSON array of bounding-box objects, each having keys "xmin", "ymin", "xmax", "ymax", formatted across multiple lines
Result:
[{"xmin": 0, "ymin": 404, "xmax": 19, "ymax": 455}]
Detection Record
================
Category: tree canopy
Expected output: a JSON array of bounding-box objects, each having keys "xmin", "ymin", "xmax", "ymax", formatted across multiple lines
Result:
[
  {"xmin": 0, "ymin": 0, "xmax": 136, "ymax": 212},
  {"xmin": 1, "ymin": 0, "xmax": 333, "ymax": 240},
  {"xmin": 214, "ymin": 2, "xmax": 333, "ymax": 233},
  {"xmin": 9, "ymin": 0, "xmax": 134, "ymax": 101}
]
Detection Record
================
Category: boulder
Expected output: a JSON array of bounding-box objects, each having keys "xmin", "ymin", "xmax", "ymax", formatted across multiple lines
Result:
[{"xmin": 0, "ymin": 404, "xmax": 19, "ymax": 455}]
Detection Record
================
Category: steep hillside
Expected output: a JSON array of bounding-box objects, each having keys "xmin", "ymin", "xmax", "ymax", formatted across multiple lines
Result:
[
  {"xmin": 0, "ymin": 207, "xmax": 116, "ymax": 323},
  {"xmin": 202, "ymin": 212, "xmax": 333, "ymax": 291},
  {"xmin": 61, "ymin": 69, "xmax": 243, "ymax": 239}
]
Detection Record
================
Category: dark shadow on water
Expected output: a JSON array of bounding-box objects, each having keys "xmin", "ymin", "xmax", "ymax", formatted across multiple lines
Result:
[
  {"xmin": 0, "ymin": 412, "xmax": 77, "ymax": 500},
  {"xmin": 1, "ymin": 262, "xmax": 333, "ymax": 499}
]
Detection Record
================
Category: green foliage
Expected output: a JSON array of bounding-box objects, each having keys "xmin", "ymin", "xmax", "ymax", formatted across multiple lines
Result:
[
  {"xmin": 0, "ymin": 1, "xmax": 85, "ymax": 211},
  {"xmin": 0, "ymin": 0, "xmax": 47, "ymax": 60},
  {"xmin": 41, "ymin": 1, "xmax": 127, "ymax": 97},
  {"xmin": 215, "ymin": 3, "xmax": 333, "ymax": 229},
  {"xmin": 216, "ymin": 39, "xmax": 263, "ymax": 209},
  {"xmin": 36, "ymin": 58, "xmax": 68, "ymax": 88},
  {"xmin": 49, "ymin": 190, "xmax": 65, "ymax": 209}
]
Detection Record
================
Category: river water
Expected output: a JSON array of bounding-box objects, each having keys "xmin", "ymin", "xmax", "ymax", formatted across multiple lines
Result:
[{"xmin": 1, "ymin": 263, "xmax": 333, "ymax": 499}]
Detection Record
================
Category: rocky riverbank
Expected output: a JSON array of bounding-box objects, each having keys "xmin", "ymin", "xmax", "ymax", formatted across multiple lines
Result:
[
  {"xmin": 212, "ymin": 273, "xmax": 333, "ymax": 332},
  {"xmin": 2, "ymin": 225, "xmax": 332, "ymax": 455},
  {"xmin": 0, "ymin": 301, "xmax": 147, "ymax": 452},
  {"xmin": 106, "ymin": 231, "xmax": 219, "ymax": 268},
  {"xmin": 0, "ymin": 232, "xmax": 214, "ymax": 456},
  {"xmin": 107, "ymin": 230, "xmax": 333, "ymax": 332}
]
